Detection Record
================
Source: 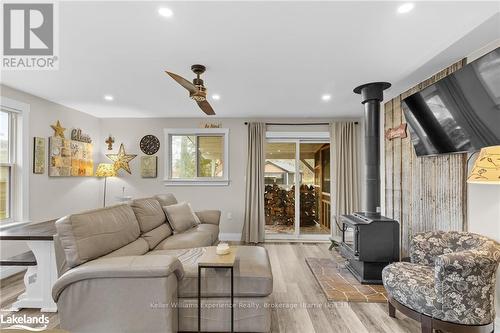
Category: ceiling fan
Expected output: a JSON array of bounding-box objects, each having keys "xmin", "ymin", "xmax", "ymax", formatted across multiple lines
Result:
[{"xmin": 165, "ymin": 64, "xmax": 216, "ymax": 115}]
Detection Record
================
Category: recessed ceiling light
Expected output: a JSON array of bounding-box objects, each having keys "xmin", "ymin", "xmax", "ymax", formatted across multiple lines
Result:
[
  {"xmin": 158, "ymin": 7, "xmax": 173, "ymax": 18},
  {"xmin": 212, "ymin": 94, "xmax": 221, "ymax": 101},
  {"xmin": 104, "ymin": 95, "xmax": 114, "ymax": 101},
  {"xmin": 321, "ymin": 94, "xmax": 332, "ymax": 101},
  {"xmin": 397, "ymin": 3, "xmax": 414, "ymax": 14}
]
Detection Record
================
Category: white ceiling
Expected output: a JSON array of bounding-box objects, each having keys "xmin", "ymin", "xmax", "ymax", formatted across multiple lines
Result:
[{"xmin": 2, "ymin": 1, "xmax": 500, "ymax": 118}]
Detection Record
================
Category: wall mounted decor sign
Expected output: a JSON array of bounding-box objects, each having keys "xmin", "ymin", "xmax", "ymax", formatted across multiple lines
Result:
[
  {"xmin": 106, "ymin": 143, "xmax": 137, "ymax": 174},
  {"xmin": 49, "ymin": 137, "xmax": 94, "ymax": 177},
  {"xmin": 33, "ymin": 137, "xmax": 46, "ymax": 174},
  {"xmin": 141, "ymin": 156, "xmax": 158, "ymax": 178},
  {"xmin": 71, "ymin": 128, "xmax": 92, "ymax": 143},
  {"xmin": 50, "ymin": 120, "xmax": 66, "ymax": 138},
  {"xmin": 139, "ymin": 135, "xmax": 160, "ymax": 155},
  {"xmin": 385, "ymin": 123, "xmax": 407, "ymax": 140},
  {"xmin": 105, "ymin": 135, "xmax": 115, "ymax": 150},
  {"xmin": 199, "ymin": 121, "xmax": 222, "ymax": 128}
]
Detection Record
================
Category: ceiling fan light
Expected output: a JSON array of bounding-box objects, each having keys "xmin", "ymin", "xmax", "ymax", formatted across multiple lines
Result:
[
  {"xmin": 158, "ymin": 7, "xmax": 173, "ymax": 18},
  {"xmin": 397, "ymin": 3, "xmax": 414, "ymax": 14},
  {"xmin": 191, "ymin": 95, "xmax": 206, "ymax": 102}
]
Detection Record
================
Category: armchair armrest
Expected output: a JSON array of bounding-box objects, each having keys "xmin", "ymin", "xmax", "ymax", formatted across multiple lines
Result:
[
  {"xmin": 53, "ymin": 255, "xmax": 184, "ymax": 302},
  {"xmin": 195, "ymin": 210, "xmax": 221, "ymax": 225},
  {"xmin": 435, "ymin": 243, "xmax": 500, "ymax": 325}
]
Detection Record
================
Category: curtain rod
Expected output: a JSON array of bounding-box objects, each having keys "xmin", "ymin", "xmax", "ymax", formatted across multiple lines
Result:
[{"xmin": 243, "ymin": 122, "xmax": 359, "ymax": 125}]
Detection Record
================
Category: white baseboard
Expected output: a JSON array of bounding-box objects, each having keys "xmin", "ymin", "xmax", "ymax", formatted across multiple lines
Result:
[
  {"xmin": 219, "ymin": 233, "xmax": 242, "ymax": 241},
  {"xmin": 0, "ymin": 266, "xmax": 26, "ymax": 280}
]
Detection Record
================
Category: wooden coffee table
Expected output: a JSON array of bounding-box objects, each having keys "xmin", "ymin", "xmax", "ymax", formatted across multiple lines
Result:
[{"xmin": 197, "ymin": 247, "xmax": 237, "ymax": 333}]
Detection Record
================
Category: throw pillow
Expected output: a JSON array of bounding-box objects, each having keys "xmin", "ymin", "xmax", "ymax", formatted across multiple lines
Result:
[{"xmin": 163, "ymin": 202, "xmax": 200, "ymax": 233}]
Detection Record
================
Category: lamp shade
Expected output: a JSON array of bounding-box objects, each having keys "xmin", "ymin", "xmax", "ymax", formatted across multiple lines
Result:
[
  {"xmin": 467, "ymin": 145, "xmax": 500, "ymax": 184},
  {"xmin": 95, "ymin": 163, "xmax": 117, "ymax": 177}
]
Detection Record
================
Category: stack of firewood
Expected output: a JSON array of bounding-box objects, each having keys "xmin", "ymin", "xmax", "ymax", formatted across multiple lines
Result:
[
  {"xmin": 300, "ymin": 185, "xmax": 317, "ymax": 226},
  {"xmin": 264, "ymin": 184, "xmax": 294, "ymax": 226},
  {"xmin": 264, "ymin": 184, "xmax": 317, "ymax": 227}
]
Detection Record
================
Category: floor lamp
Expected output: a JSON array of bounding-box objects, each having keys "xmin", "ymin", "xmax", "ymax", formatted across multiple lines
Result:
[{"xmin": 96, "ymin": 163, "xmax": 117, "ymax": 207}]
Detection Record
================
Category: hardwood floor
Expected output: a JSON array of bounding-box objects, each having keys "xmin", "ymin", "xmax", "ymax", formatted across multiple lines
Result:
[
  {"xmin": 264, "ymin": 243, "xmax": 419, "ymax": 333},
  {"xmin": 0, "ymin": 271, "xmax": 60, "ymax": 330},
  {"xmin": 0, "ymin": 243, "xmax": 420, "ymax": 332}
]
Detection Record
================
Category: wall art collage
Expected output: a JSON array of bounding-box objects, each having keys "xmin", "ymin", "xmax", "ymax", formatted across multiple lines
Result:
[
  {"xmin": 36, "ymin": 121, "xmax": 161, "ymax": 179},
  {"xmin": 49, "ymin": 137, "xmax": 94, "ymax": 177}
]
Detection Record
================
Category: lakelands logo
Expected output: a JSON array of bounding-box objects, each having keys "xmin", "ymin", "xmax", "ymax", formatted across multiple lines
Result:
[
  {"xmin": 0, "ymin": 313, "xmax": 49, "ymax": 331},
  {"xmin": 2, "ymin": 2, "xmax": 59, "ymax": 70}
]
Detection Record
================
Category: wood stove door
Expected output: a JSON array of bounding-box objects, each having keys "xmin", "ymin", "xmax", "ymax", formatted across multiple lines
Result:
[{"xmin": 342, "ymin": 224, "xmax": 358, "ymax": 256}]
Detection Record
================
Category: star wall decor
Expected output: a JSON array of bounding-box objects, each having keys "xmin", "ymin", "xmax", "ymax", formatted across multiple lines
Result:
[
  {"xmin": 106, "ymin": 143, "xmax": 137, "ymax": 174},
  {"xmin": 50, "ymin": 120, "xmax": 66, "ymax": 138}
]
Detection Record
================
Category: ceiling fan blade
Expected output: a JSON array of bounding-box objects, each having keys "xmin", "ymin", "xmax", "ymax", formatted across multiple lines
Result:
[
  {"xmin": 197, "ymin": 100, "xmax": 216, "ymax": 115},
  {"xmin": 165, "ymin": 71, "xmax": 197, "ymax": 94}
]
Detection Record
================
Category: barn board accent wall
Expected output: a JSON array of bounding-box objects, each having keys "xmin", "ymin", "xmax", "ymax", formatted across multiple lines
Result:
[{"xmin": 384, "ymin": 59, "xmax": 468, "ymax": 257}]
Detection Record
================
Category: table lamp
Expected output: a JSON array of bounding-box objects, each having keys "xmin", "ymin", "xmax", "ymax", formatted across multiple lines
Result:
[
  {"xmin": 95, "ymin": 163, "xmax": 117, "ymax": 207},
  {"xmin": 467, "ymin": 145, "xmax": 500, "ymax": 184}
]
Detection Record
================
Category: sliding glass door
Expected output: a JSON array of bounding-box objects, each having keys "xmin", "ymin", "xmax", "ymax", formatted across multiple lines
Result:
[
  {"xmin": 264, "ymin": 142, "xmax": 296, "ymax": 236},
  {"xmin": 299, "ymin": 143, "xmax": 331, "ymax": 236},
  {"xmin": 264, "ymin": 133, "xmax": 331, "ymax": 240}
]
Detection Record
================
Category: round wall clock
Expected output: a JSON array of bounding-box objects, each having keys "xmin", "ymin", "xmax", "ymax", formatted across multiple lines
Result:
[{"xmin": 140, "ymin": 135, "xmax": 160, "ymax": 155}]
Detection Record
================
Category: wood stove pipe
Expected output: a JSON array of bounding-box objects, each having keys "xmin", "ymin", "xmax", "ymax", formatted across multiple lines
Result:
[{"xmin": 353, "ymin": 82, "xmax": 391, "ymax": 216}]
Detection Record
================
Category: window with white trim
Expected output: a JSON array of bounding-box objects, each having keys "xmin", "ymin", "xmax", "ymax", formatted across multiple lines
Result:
[
  {"xmin": 0, "ymin": 110, "xmax": 17, "ymax": 221},
  {"xmin": 1, "ymin": 97, "xmax": 29, "ymax": 224},
  {"xmin": 164, "ymin": 128, "xmax": 229, "ymax": 185}
]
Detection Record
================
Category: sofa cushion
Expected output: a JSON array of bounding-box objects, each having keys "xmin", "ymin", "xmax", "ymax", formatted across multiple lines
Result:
[
  {"xmin": 141, "ymin": 224, "xmax": 173, "ymax": 250},
  {"xmin": 155, "ymin": 193, "xmax": 178, "ymax": 207},
  {"xmin": 102, "ymin": 238, "xmax": 149, "ymax": 258},
  {"xmin": 163, "ymin": 202, "xmax": 200, "ymax": 233},
  {"xmin": 194, "ymin": 224, "xmax": 219, "ymax": 244},
  {"xmin": 55, "ymin": 204, "xmax": 140, "ymax": 268},
  {"xmin": 382, "ymin": 262, "xmax": 440, "ymax": 318},
  {"xmin": 153, "ymin": 227, "xmax": 213, "ymax": 250},
  {"xmin": 130, "ymin": 198, "xmax": 167, "ymax": 233},
  {"xmin": 195, "ymin": 210, "xmax": 221, "ymax": 225},
  {"xmin": 149, "ymin": 246, "xmax": 273, "ymax": 298}
]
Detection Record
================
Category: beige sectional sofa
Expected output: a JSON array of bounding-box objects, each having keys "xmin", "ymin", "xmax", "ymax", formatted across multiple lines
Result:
[{"xmin": 52, "ymin": 194, "xmax": 273, "ymax": 333}]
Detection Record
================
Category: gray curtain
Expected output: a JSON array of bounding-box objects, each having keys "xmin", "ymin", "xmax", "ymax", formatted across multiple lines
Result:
[
  {"xmin": 242, "ymin": 122, "xmax": 266, "ymax": 243},
  {"xmin": 331, "ymin": 121, "xmax": 360, "ymax": 236}
]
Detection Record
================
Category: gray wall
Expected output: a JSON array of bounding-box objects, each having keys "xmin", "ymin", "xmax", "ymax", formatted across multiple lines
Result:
[
  {"xmin": 1, "ymin": 84, "xmax": 102, "ymax": 277},
  {"xmin": 99, "ymin": 118, "xmax": 363, "ymax": 237},
  {"xmin": 1, "ymin": 85, "xmax": 103, "ymax": 221},
  {"xmin": 1, "ymin": 84, "xmax": 364, "ymax": 260}
]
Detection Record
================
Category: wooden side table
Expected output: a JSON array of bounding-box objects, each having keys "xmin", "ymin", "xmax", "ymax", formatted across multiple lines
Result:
[
  {"xmin": 0, "ymin": 220, "xmax": 58, "ymax": 312},
  {"xmin": 197, "ymin": 247, "xmax": 237, "ymax": 333}
]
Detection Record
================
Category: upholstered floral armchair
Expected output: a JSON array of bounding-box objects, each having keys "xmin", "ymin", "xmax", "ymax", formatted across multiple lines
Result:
[{"xmin": 382, "ymin": 231, "xmax": 500, "ymax": 333}]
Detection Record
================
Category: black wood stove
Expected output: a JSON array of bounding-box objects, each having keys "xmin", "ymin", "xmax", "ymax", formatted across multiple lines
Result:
[
  {"xmin": 339, "ymin": 213, "xmax": 399, "ymax": 284},
  {"xmin": 338, "ymin": 82, "xmax": 400, "ymax": 285}
]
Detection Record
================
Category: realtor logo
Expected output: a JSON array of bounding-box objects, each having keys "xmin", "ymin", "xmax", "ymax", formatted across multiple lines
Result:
[{"xmin": 2, "ymin": 2, "xmax": 59, "ymax": 69}]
